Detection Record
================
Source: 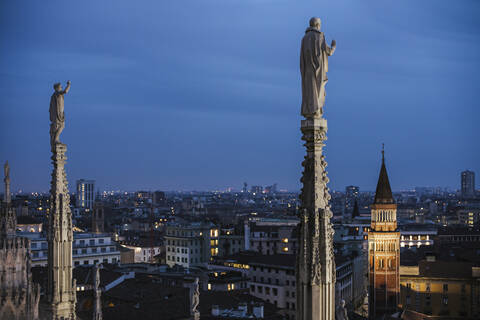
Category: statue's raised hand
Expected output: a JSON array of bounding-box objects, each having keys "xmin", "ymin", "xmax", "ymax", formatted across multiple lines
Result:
[{"xmin": 331, "ymin": 40, "xmax": 336, "ymax": 47}]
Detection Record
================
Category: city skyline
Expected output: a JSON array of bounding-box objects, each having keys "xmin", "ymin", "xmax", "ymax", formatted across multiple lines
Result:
[{"xmin": 1, "ymin": 0, "xmax": 479, "ymax": 192}]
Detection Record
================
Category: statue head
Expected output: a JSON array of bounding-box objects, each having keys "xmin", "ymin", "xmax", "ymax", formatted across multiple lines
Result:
[
  {"xmin": 309, "ymin": 17, "xmax": 321, "ymax": 30},
  {"xmin": 53, "ymin": 83, "xmax": 62, "ymax": 92},
  {"xmin": 340, "ymin": 299, "xmax": 346, "ymax": 308}
]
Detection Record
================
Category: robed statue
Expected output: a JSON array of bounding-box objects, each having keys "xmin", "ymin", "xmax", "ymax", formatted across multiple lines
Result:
[
  {"xmin": 300, "ymin": 17, "xmax": 336, "ymax": 118},
  {"xmin": 49, "ymin": 81, "xmax": 71, "ymax": 148}
]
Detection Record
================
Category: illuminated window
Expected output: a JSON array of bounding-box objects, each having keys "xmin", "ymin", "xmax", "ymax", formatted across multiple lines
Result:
[
  {"xmin": 207, "ymin": 283, "xmax": 211, "ymax": 290},
  {"xmin": 282, "ymin": 238, "xmax": 288, "ymax": 243},
  {"xmin": 282, "ymin": 247, "xmax": 289, "ymax": 252}
]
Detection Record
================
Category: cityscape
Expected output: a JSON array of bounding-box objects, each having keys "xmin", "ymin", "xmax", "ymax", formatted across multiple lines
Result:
[{"xmin": 1, "ymin": 1, "xmax": 479, "ymax": 320}]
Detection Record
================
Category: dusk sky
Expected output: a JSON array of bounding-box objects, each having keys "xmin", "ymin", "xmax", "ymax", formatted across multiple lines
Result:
[{"xmin": 1, "ymin": 0, "xmax": 479, "ymax": 193}]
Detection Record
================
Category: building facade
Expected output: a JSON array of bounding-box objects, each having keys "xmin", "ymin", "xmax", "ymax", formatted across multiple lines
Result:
[
  {"xmin": 368, "ymin": 151, "xmax": 400, "ymax": 319},
  {"xmin": 22, "ymin": 232, "xmax": 120, "ymax": 267},
  {"xmin": 461, "ymin": 170, "xmax": 475, "ymax": 198},
  {"xmin": 400, "ymin": 259, "xmax": 480, "ymax": 318},
  {"xmin": 165, "ymin": 222, "xmax": 218, "ymax": 268},
  {"xmin": 119, "ymin": 241, "xmax": 162, "ymax": 263},
  {"xmin": 215, "ymin": 252, "xmax": 364, "ymax": 320},
  {"xmin": 245, "ymin": 219, "xmax": 298, "ymax": 255}
]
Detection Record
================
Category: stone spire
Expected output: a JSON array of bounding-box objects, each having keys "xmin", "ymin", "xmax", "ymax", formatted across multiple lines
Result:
[
  {"xmin": 47, "ymin": 82, "xmax": 76, "ymax": 320},
  {"xmin": 0, "ymin": 162, "xmax": 41, "ymax": 320},
  {"xmin": 3, "ymin": 161, "xmax": 11, "ymax": 204},
  {"xmin": 1, "ymin": 161, "xmax": 16, "ymax": 238},
  {"xmin": 296, "ymin": 18, "xmax": 336, "ymax": 320},
  {"xmin": 93, "ymin": 265, "xmax": 102, "ymax": 320},
  {"xmin": 373, "ymin": 145, "xmax": 393, "ymax": 205}
]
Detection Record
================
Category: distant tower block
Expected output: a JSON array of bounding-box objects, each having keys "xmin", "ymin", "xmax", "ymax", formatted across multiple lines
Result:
[
  {"xmin": 76, "ymin": 179, "xmax": 95, "ymax": 209},
  {"xmin": 461, "ymin": 170, "xmax": 475, "ymax": 198},
  {"xmin": 92, "ymin": 201, "xmax": 105, "ymax": 233},
  {"xmin": 368, "ymin": 148, "xmax": 400, "ymax": 319}
]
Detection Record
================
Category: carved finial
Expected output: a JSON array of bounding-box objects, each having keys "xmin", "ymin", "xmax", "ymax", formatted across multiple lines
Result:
[{"xmin": 381, "ymin": 143, "xmax": 385, "ymax": 163}]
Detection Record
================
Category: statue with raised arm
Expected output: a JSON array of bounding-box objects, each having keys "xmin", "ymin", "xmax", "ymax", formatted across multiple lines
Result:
[
  {"xmin": 300, "ymin": 17, "xmax": 336, "ymax": 118},
  {"xmin": 49, "ymin": 81, "xmax": 71, "ymax": 149}
]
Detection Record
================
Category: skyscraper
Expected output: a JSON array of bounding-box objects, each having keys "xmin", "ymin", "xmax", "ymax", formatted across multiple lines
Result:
[
  {"xmin": 76, "ymin": 179, "xmax": 95, "ymax": 209},
  {"xmin": 461, "ymin": 170, "xmax": 475, "ymax": 198},
  {"xmin": 368, "ymin": 150, "xmax": 400, "ymax": 319},
  {"xmin": 345, "ymin": 185, "xmax": 359, "ymax": 219}
]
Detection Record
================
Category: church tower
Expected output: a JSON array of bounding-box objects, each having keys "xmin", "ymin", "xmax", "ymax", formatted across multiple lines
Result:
[
  {"xmin": 368, "ymin": 148, "xmax": 400, "ymax": 319},
  {"xmin": 92, "ymin": 201, "xmax": 105, "ymax": 234}
]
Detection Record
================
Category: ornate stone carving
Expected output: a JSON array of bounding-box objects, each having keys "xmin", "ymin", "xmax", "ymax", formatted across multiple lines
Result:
[{"xmin": 0, "ymin": 165, "xmax": 40, "ymax": 320}]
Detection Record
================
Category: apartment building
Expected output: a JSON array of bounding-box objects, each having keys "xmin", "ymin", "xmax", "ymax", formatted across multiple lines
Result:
[{"xmin": 21, "ymin": 232, "xmax": 120, "ymax": 267}]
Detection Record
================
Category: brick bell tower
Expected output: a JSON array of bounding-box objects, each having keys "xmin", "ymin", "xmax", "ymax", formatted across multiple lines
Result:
[{"xmin": 368, "ymin": 146, "xmax": 400, "ymax": 319}]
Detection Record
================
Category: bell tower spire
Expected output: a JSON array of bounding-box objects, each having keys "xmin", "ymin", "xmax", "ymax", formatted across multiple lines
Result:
[{"xmin": 368, "ymin": 148, "xmax": 400, "ymax": 319}]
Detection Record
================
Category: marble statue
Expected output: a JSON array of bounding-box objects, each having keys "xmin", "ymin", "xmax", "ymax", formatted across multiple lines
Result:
[
  {"xmin": 49, "ymin": 81, "xmax": 71, "ymax": 148},
  {"xmin": 191, "ymin": 277, "xmax": 200, "ymax": 314},
  {"xmin": 300, "ymin": 17, "xmax": 336, "ymax": 118},
  {"xmin": 335, "ymin": 300, "xmax": 348, "ymax": 320},
  {"xmin": 93, "ymin": 265, "xmax": 102, "ymax": 320}
]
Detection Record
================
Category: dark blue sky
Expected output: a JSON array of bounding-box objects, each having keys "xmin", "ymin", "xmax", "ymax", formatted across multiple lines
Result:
[{"xmin": 1, "ymin": 0, "xmax": 479, "ymax": 192}]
